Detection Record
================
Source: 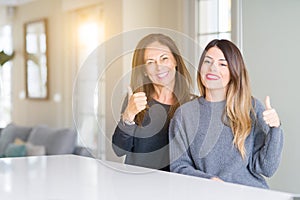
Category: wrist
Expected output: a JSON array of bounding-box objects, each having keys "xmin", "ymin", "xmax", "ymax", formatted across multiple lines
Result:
[
  {"xmin": 122, "ymin": 112, "xmax": 135, "ymax": 125},
  {"xmin": 122, "ymin": 110, "xmax": 135, "ymax": 121}
]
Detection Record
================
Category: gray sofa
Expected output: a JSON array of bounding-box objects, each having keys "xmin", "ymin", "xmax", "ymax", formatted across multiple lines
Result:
[{"xmin": 0, "ymin": 123, "xmax": 93, "ymax": 158}]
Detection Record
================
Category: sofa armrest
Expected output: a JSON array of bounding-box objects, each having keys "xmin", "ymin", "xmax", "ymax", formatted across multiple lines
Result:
[{"xmin": 73, "ymin": 146, "xmax": 94, "ymax": 158}]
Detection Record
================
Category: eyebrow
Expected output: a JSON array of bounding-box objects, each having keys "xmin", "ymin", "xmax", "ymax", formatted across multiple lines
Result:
[
  {"xmin": 205, "ymin": 55, "xmax": 227, "ymax": 62},
  {"xmin": 145, "ymin": 58, "xmax": 154, "ymax": 61},
  {"xmin": 160, "ymin": 53, "xmax": 168, "ymax": 58},
  {"xmin": 145, "ymin": 53, "xmax": 168, "ymax": 60}
]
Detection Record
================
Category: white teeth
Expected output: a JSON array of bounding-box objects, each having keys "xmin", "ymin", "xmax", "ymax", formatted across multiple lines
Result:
[
  {"xmin": 207, "ymin": 74, "xmax": 219, "ymax": 79},
  {"xmin": 157, "ymin": 72, "xmax": 168, "ymax": 78}
]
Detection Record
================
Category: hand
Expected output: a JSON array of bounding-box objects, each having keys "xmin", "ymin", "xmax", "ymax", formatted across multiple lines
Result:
[
  {"xmin": 123, "ymin": 86, "xmax": 147, "ymax": 121},
  {"xmin": 211, "ymin": 177, "xmax": 224, "ymax": 182},
  {"xmin": 263, "ymin": 96, "xmax": 280, "ymax": 128}
]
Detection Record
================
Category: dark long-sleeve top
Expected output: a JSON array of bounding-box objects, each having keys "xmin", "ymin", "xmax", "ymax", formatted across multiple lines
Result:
[
  {"xmin": 112, "ymin": 99, "xmax": 171, "ymax": 171},
  {"xmin": 169, "ymin": 97, "xmax": 284, "ymax": 189}
]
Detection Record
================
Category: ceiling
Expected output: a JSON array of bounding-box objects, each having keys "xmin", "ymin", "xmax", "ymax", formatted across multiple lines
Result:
[{"xmin": 0, "ymin": 0, "xmax": 37, "ymax": 6}]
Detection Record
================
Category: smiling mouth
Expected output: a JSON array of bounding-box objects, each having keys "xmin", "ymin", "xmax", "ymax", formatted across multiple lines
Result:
[
  {"xmin": 157, "ymin": 72, "xmax": 168, "ymax": 78},
  {"xmin": 206, "ymin": 74, "xmax": 220, "ymax": 80}
]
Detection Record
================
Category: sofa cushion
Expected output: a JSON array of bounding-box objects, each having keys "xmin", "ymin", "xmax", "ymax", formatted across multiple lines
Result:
[
  {"xmin": 13, "ymin": 138, "xmax": 46, "ymax": 156},
  {"xmin": 27, "ymin": 125, "xmax": 77, "ymax": 155},
  {"xmin": 25, "ymin": 143, "xmax": 46, "ymax": 156},
  {"xmin": 5, "ymin": 143, "xmax": 27, "ymax": 157},
  {"xmin": 0, "ymin": 123, "xmax": 32, "ymax": 157}
]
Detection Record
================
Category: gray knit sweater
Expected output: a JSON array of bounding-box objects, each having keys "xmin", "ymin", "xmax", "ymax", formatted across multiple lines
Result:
[{"xmin": 169, "ymin": 96, "xmax": 283, "ymax": 189}]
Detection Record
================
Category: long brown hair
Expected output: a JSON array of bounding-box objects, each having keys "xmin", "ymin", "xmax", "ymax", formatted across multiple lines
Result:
[
  {"xmin": 130, "ymin": 33, "xmax": 193, "ymax": 126},
  {"xmin": 197, "ymin": 39, "xmax": 254, "ymax": 159}
]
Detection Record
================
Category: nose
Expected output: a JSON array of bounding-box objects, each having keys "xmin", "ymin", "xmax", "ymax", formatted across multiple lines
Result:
[
  {"xmin": 209, "ymin": 61, "xmax": 218, "ymax": 71},
  {"xmin": 155, "ymin": 59, "xmax": 164, "ymax": 70}
]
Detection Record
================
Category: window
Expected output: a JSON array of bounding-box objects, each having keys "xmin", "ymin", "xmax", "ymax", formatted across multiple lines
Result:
[
  {"xmin": 73, "ymin": 6, "xmax": 105, "ymax": 159},
  {"xmin": 0, "ymin": 25, "xmax": 13, "ymax": 128},
  {"xmin": 196, "ymin": 0, "xmax": 235, "ymax": 49}
]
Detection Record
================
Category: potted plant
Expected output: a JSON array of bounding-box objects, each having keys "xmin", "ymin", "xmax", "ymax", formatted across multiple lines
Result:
[
  {"xmin": 0, "ymin": 50, "xmax": 14, "ymax": 66},
  {"xmin": 0, "ymin": 50, "xmax": 14, "ymax": 98}
]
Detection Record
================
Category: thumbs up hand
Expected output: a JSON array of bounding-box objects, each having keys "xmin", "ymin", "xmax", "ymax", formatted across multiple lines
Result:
[
  {"xmin": 122, "ymin": 86, "xmax": 147, "ymax": 122},
  {"xmin": 263, "ymin": 96, "xmax": 280, "ymax": 128}
]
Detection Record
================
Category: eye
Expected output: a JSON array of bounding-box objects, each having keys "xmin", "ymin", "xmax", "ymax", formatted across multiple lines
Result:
[
  {"xmin": 220, "ymin": 63, "xmax": 228, "ymax": 67},
  {"xmin": 146, "ymin": 60, "xmax": 155, "ymax": 65},
  {"xmin": 204, "ymin": 59, "xmax": 211, "ymax": 64},
  {"xmin": 161, "ymin": 56, "xmax": 169, "ymax": 62}
]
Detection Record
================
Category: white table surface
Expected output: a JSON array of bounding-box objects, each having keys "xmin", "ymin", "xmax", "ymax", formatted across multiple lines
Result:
[{"xmin": 0, "ymin": 155, "xmax": 297, "ymax": 200}]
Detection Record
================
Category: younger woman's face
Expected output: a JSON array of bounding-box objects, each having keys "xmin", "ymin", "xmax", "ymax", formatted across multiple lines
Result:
[
  {"xmin": 200, "ymin": 46, "xmax": 230, "ymax": 93},
  {"xmin": 144, "ymin": 41, "xmax": 177, "ymax": 88}
]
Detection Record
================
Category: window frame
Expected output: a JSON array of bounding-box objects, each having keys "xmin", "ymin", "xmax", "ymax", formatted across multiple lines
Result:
[
  {"xmin": 0, "ymin": 24, "xmax": 13, "ymax": 128},
  {"xmin": 195, "ymin": 0, "xmax": 243, "ymax": 50}
]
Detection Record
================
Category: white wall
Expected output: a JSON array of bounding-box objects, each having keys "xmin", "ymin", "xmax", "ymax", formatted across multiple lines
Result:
[
  {"xmin": 11, "ymin": 0, "xmax": 67, "ymax": 127},
  {"xmin": 242, "ymin": 0, "xmax": 300, "ymax": 194}
]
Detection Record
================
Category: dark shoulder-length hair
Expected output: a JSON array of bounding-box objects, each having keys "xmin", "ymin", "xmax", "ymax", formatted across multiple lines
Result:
[
  {"xmin": 130, "ymin": 33, "xmax": 193, "ymax": 126},
  {"xmin": 197, "ymin": 39, "xmax": 254, "ymax": 159}
]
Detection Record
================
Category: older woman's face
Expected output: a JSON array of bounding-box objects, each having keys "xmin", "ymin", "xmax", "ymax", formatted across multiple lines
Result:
[
  {"xmin": 200, "ymin": 46, "xmax": 230, "ymax": 93},
  {"xmin": 144, "ymin": 41, "xmax": 177, "ymax": 88}
]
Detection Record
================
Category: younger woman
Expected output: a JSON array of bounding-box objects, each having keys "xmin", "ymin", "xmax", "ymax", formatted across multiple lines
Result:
[{"xmin": 169, "ymin": 39, "xmax": 283, "ymax": 188}]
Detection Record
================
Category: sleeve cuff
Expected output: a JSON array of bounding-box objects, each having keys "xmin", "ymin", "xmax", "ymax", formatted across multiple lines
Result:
[{"xmin": 117, "ymin": 120, "xmax": 136, "ymax": 136}]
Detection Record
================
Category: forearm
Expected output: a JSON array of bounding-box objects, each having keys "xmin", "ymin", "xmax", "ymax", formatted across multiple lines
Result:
[
  {"xmin": 261, "ymin": 127, "xmax": 284, "ymax": 176},
  {"xmin": 169, "ymin": 118, "xmax": 214, "ymax": 179},
  {"xmin": 112, "ymin": 121, "xmax": 136, "ymax": 156},
  {"xmin": 253, "ymin": 126, "xmax": 284, "ymax": 177},
  {"xmin": 170, "ymin": 153, "xmax": 214, "ymax": 179}
]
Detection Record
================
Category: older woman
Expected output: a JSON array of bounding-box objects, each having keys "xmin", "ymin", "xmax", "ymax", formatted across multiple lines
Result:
[{"xmin": 112, "ymin": 33, "xmax": 195, "ymax": 171}]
